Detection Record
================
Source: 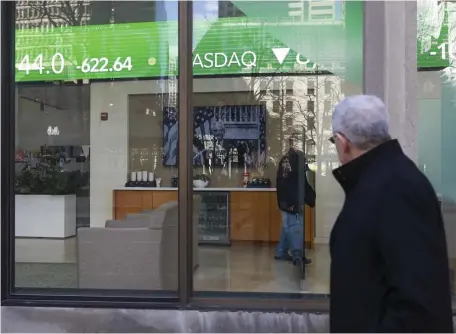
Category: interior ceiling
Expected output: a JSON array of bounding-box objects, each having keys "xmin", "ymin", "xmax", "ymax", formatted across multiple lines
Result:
[
  {"xmin": 128, "ymin": 92, "xmax": 257, "ymax": 115},
  {"xmin": 18, "ymin": 85, "xmax": 89, "ymax": 111},
  {"xmin": 129, "ymin": 94, "xmax": 167, "ymax": 115}
]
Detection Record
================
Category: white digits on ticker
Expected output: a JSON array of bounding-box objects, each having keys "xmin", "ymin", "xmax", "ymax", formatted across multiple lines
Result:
[
  {"xmin": 112, "ymin": 57, "xmax": 124, "ymax": 72},
  {"xmin": 51, "ymin": 53, "xmax": 64, "ymax": 74},
  {"xmin": 81, "ymin": 59, "xmax": 91, "ymax": 73},
  {"xmin": 449, "ymin": 41, "xmax": 456, "ymax": 60}
]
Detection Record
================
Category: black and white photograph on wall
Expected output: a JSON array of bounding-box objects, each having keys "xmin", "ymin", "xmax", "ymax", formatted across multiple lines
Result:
[{"xmin": 163, "ymin": 105, "xmax": 266, "ymax": 170}]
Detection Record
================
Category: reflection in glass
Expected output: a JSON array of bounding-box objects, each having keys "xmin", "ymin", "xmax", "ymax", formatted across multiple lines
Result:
[
  {"xmin": 190, "ymin": 0, "xmax": 363, "ymax": 294},
  {"xmin": 417, "ymin": 0, "xmax": 456, "ymax": 305},
  {"xmin": 14, "ymin": 1, "xmax": 179, "ymax": 295}
]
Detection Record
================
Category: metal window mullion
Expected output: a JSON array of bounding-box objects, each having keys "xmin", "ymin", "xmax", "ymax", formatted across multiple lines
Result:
[
  {"xmin": 363, "ymin": 1, "xmax": 418, "ymax": 160},
  {"xmin": 1, "ymin": 0, "xmax": 16, "ymax": 301},
  {"xmin": 362, "ymin": 1, "xmax": 386, "ymax": 97},
  {"xmin": 177, "ymin": 0, "xmax": 194, "ymax": 307}
]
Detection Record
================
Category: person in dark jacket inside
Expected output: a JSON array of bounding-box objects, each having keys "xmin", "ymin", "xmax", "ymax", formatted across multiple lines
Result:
[
  {"xmin": 275, "ymin": 135, "xmax": 315, "ymax": 266},
  {"xmin": 329, "ymin": 95, "xmax": 453, "ymax": 333}
]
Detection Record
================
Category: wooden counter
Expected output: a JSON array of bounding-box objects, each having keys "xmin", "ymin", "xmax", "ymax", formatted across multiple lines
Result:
[{"xmin": 113, "ymin": 188, "xmax": 314, "ymax": 248}]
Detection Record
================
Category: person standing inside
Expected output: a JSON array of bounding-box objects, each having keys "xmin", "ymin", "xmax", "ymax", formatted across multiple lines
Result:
[
  {"xmin": 329, "ymin": 95, "xmax": 453, "ymax": 332},
  {"xmin": 275, "ymin": 135, "xmax": 315, "ymax": 266}
]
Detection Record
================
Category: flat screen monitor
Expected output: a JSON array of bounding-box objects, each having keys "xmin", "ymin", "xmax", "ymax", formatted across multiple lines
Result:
[{"xmin": 163, "ymin": 105, "xmax": 266, "ymax": 167}]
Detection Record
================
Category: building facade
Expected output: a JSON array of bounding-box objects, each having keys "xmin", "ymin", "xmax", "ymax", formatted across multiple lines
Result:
[{"xmin": 1, "ymin": 1, "xmax": 455, "ymax": 332}]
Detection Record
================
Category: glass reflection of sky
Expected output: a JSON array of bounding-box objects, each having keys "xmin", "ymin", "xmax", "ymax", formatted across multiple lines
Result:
[
  {"xmin": 163, "ymin": 1, "xmax": 219, "ymax": 21},
  {"xmin": 164, "ymin": 0, "xmax": 345, "ymax": 51},
  {"xmin": 163, "ymin": 1, "xmax": 219, "ymax": 50}
]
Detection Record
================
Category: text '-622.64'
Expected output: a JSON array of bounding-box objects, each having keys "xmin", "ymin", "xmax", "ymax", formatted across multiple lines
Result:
[
  {"xmin": 76, "ymin": 57, "xmax": 133, "ymax": 73},
  {"xmin": 16, "ymin": 54, "xmax": 133, "ymax": 75}
]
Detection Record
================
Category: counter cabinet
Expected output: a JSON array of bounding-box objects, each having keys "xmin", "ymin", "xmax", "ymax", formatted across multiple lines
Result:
[{"xmin": 113, "ymin": 188, "xmax": 314, "ymax": 248}]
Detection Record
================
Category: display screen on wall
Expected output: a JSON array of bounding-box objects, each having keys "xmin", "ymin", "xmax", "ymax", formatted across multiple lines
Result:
[{"xmin": 163, "ymin": 105, "xmax": 266, "ymax": 167}]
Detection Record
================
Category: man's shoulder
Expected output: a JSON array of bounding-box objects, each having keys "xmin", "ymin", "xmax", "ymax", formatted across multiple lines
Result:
[
  {"xmin": 395, "ymin": 156, "xmax": 434, "ymax": 189},
  {"xmin": 379, "ymin": 155, "xmax": 438, "ymax": 204},
  {"xmin": 278, "ymin": 152, "xmax": 289, "ymax": 163}
]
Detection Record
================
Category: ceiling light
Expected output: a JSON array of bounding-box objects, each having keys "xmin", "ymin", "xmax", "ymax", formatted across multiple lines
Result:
[{"xmin": 47, "ymin": 126, "xmax": 59, "ymax": 136}]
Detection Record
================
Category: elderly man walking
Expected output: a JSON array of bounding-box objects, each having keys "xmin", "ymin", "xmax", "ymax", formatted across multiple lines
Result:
[{"xmin": 329, "ymin": 95, "xmax": 453, "ymax": 332}]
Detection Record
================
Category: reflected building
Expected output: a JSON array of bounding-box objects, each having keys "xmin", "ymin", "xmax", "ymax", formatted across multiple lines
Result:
[
  {"xmin": 16, "ymin": 0, "xmax": 168, "ymax": 28},
  {"xmin": 89, "ymin": 1, "xmax": 167, "ymax": 24},
  {"xmin": 257, "ymin": 75, "xmax": 342, "ymax": 170},
  {"xmin": 308, "ymin": 1, "xmax": 337, "ymax": 21},
  {"xmin": 15, "ymin": 0, "xmax": 91, "ymax": 29},
  {"xmin": 168, "ymin": 58, "xmax": 177, "ymax": 109},
  {"xmin": 217, "ymin": 0, "xmax": 340, "ymax": 22},
  {"xmin": 218, "ymin": 1, "xmax": 246, "ymax": 18}
]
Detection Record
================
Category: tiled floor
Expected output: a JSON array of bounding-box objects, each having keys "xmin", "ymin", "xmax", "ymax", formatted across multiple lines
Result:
[
  {"xmin": 15, "ymin": 237, "xmax": 330, "ymax": 294},
  {"xmin": 16, "ymin": 238, "xmax": 77, "ymax": 264},
  {"xmin": 194, "ymin": 243, "xmax": 330, "ymax": 293}
]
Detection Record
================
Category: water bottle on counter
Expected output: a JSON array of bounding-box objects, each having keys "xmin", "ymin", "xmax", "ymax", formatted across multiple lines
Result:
[
  {"xmin": 148, "ymin": 172, "xmax": 157, "ymax": 187},
  {"xmin": 125, "ymin": 171, "xmax": 157, "ymax": 187},
  {"xmin": 125, "ymin": 171, "xmax": 138, "ymax": 187}
]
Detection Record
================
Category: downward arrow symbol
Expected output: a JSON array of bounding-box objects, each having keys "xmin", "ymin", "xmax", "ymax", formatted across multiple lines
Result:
[{"xmin": 272, "ymin": 47, "xmax": 290, "ymax": 65}]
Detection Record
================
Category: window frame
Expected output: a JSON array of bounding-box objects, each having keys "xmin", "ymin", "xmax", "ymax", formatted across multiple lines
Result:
[{"xmin": 1, "ymin": 0, "xmax": 346, "ymax": 312}]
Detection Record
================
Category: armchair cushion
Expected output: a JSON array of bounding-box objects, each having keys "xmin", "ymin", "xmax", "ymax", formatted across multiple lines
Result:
[{"xmin": 77, "ymin": 227, "xmax": 167, "ymax": 290}]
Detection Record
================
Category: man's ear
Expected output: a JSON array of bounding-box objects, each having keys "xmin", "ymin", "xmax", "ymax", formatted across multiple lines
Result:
[{"xmin": 336, "ymin": 133, "xmax": 350, "ymax": 153}]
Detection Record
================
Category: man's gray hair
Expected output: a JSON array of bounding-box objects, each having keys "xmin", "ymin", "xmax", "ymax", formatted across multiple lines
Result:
[{"xmin": 332, "ymin": 95, "xmax": 391, "ymax": 149}]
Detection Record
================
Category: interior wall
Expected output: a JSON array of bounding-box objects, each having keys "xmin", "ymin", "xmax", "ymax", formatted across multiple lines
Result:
[
  {"xmin": 15, "ymin": 85, "xmax": 90, "ymax": 178},
  {"xmin": 16, "ymin": 85, "xmax": 90, "ymax": 151},
  {"xmin": 416, "ymin": 71, "xmax": 442, "ymax": 194},
  {"xmin": 128, "ymin": 94, "xmax": 170, "ymax": 182},
  {"xmin": 440, "ymin": 75, "xmax": 456, "ymax": 265},
  {"xmin": 416, "ymin": 70, "xmax": 456, "ymax": 266},
  {"xmin": 129, "ymin": 91, "xmax": 278, "ymax": 188},
  {"xmin": 90, "ymin": 77, "xmax": 349, "ymax": 242},
  {"xmin": 418, "ymin": 99, "xmax": 442, "ymax": 193},
  {"xmin": 15, "ymin": 85, "xmax": 91, "ymax": 226}
]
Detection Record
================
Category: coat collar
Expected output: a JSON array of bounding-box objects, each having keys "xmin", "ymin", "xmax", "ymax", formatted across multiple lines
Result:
[{"xmin": 332, "ymin": 139, "xmax": 403, "ymax": 192}]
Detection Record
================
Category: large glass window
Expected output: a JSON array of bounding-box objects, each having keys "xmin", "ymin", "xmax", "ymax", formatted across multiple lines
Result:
[
  {"xmin": 14, "ymin": 1, "xmax": 179, "ymax": 295},
  {"xmin": 9, "ymin": 0, "xmax": 365, "ymax": 303},
  {"xmin": 5, "ymin": 0, "xmax": 455, "ymax": 312},
  {"xmin": 189, "ymin": 0, "xmax": 363, "ymax": 294},
  {"xmin": 417, "ymin": 0, "xmax": 456, "ymax": 306}
]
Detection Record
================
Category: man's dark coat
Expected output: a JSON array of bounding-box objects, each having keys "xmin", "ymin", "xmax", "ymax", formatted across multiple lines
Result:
[{"xmin": 330, "ymin": 140, "xmax": 453, "ymax": 332}]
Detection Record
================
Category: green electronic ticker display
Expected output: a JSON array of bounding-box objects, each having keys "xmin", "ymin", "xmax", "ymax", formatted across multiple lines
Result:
[
  {"xmin": 15, "ymin": 19, "xmax": 341, "ymax": 83},
  {"xmin": 16, "ymin": 21, "xmax": 171, "ymax": 82},
  {"xmin": 14, "ymin": 1, "xmax": 364, "ymax": 83},
  {"xmin": 417, "ymin": 13, "xmax": 450, "ymax": 69},
  {"xmin": 14, "ymin": 7, "xmax": 449, "ymax": 83}
]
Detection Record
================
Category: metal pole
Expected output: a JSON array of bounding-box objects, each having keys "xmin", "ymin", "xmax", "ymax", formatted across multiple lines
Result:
[{"xmin": 178, "ymin": 0, "xmax": 193, "ymax": 306}]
